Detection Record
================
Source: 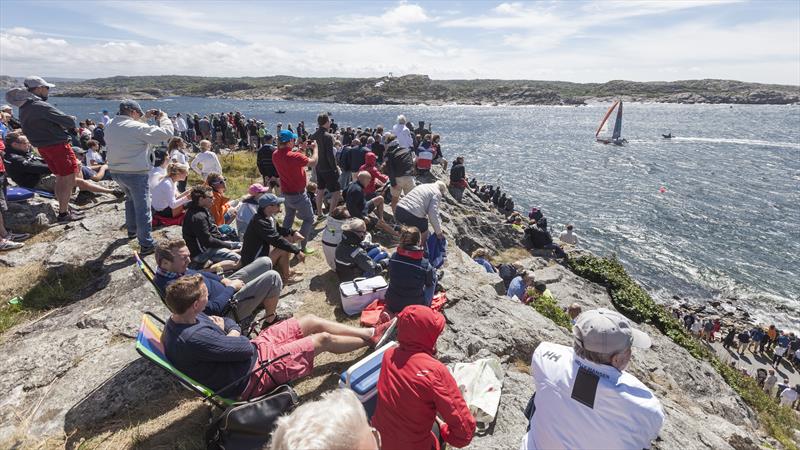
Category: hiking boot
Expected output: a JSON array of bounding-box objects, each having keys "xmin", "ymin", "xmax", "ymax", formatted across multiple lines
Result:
[
  {"xmin": 139, "ymin": 245, "xmax": 155, "ymax": 256},
  {"xmin": 112, "ymin": 189, "xmax": 126, "ymax": 199},
  {"xmin": 371, "ymin": 317, "xmax": 397, "ymax": 349},
  {"xmin": 7, "ymin": 231, "xmax": 31, "ymax": 242},
  {"xmin": 0, "ymin": 239, "xmax": 24, "ymax": 251},
  {"xmin": 57, "ymin": 211, "xmax": 83, "ymax": 223}
]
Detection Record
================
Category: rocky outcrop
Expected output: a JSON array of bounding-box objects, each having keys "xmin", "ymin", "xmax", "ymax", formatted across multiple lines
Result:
[
  {"xmin": 0, "ymin": 167, "xmax": 777, "ymax": 449},
  {"xmin": 44, "ymin": 75, "xmax": 800, "ymax": 105}
]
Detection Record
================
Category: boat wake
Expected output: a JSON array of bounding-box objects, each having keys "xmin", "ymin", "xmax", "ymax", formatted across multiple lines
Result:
[{"xmin": 670, "ymin": 136, "xmax": 800, "ymax": 149}]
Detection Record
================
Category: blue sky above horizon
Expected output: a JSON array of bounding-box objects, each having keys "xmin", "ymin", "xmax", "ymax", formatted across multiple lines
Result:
[{"xmin": 1, "ymin": 0, "xmax": 799, "ymax": 84}]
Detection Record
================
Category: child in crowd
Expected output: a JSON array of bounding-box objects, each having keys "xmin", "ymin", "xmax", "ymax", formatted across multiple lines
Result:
[{"xmin": 190, "ymin": 139, "xmax": 222, "ymax": 179}]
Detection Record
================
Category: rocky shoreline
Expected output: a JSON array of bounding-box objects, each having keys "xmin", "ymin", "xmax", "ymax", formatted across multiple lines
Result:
[
  {"xmin": 8, "ymin": 74, "xmax": 796, "ymax": 105},
  {"xmin": 0, "ymin": 164, "xmax": 796, "ymax": 448}
]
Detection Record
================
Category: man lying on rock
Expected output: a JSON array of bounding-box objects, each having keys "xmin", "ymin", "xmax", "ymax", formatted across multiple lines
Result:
[
  {"xmin": 154, "ymin": 237, "xmax": 285, "ymax": 329},
  {"xmin": 161, "ymin": 274, "xmax": 396, "ymax": 399}
]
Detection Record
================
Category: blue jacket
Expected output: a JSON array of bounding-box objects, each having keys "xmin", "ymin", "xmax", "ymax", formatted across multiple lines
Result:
[{"xmin": 385, "ymin": 246, "xmax": 435, "ymax": 314}]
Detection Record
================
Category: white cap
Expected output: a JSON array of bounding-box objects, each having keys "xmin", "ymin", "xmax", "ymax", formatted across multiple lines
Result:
[
  {"xmin": 0, "ymin": 104, "xmax": 12, "ymax": 112},
  {"xmin": 573, "ymin": 308, "xmax": 652, "ymax": 354},
  {"xmin": 24, "ymin": 76, "xmax": 55, "ymax": 89}
]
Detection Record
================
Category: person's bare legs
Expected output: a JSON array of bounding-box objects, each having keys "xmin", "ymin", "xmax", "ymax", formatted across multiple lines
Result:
[
  {"xmin": 54, "ymin": 173, "xmax": 77, "ymax": 214},
  {"xmin": 298, "ymin": 315, "xmax": 373, "ymax": 340},
  {"xmin": 269, "ymin": 248, "xmax": 291, "ymax": 281},
  {"xmin": 75, "ymin": 178, "xmax": 114, "ymax": 194},
  {"xmin": 315, "ymin": 188, "xmax": 327, "ymax": 216},
  {"xmin": 329, "ymin": 190, "xmax": 341, "ymax": 214},
  {"xmin": 371, "ymin": 196, "xmax": 385, "ymax": 221},
  {"xmin": 260, "ymin": 294, "xmax": 279, "ymax": 319},
  {"xmin": 376, "ymin": 219, "xmax": 397, "ymax": 236}
]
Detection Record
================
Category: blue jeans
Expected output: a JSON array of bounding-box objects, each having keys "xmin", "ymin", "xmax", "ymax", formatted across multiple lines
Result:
[
  {"xmin": 282, "ymin": 193, "xmax": 314, "ymax": 249},
  {"xmin": 111, "ymin": 172, "xmax": 154, "ymax": 249}
]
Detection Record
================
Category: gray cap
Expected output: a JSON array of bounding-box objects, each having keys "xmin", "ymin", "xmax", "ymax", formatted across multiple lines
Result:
[
  {"xmin": 72, "ymin": 146, "xmax": 87, "ymax": 155},
  {"xmin": 119, "ymin": 99, "xmax": 143, "ymax": 115},
  {"xmin": 0, "ymin": 104, "xmax": 11, "ymax": 112},
  {"xmin": 24, "ymin": 76, "xmax": 55, "ymax": 89},
  {"xmin": 573, "ymin": 308, "xmax": 652, "ymax": 354}
]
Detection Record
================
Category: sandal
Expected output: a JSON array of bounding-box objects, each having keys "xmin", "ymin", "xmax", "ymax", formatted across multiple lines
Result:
[{"xmin": 261, "ymin": 313, "xmax": 289, "ymax": 329}]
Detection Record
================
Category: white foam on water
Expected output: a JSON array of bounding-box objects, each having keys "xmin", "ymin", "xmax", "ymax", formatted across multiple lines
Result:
[{"xmin": 671, "ymin": 136, "xmax": 800, "ymax": 149}]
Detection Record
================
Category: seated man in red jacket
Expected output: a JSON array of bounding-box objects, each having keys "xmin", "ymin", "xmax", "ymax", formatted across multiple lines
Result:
[{"xmin": 373, "ymin": 305, "xmax": 476, "ymax": 450}]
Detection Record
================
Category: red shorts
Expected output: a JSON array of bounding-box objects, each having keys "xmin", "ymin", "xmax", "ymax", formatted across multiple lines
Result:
[
  {"xmin": 38, "ymin": 142, "xmax": 79, "ymax": 176},
  {"xmin": 241, "ymin": 318, "xmax": 314, "ymax": 399}
]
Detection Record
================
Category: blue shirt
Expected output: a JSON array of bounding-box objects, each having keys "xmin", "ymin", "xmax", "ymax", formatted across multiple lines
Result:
[
  {"xmin": 777, "ymin": 335, "xmax": 790, "ymax": 347},
  {"xmin": 507, "ymin": 276, "xmax": 527, "ymax": 299},
  {"xmin": 154, "ymin": 268, "xmax": 235, "ymax": 315},
  {"xmin": 474, "ymin": 258, "xmax": 496, "ymax": 273},
  {"xmin": 161, "ymin": 313, "xmax": 254, "ymax": 397}
]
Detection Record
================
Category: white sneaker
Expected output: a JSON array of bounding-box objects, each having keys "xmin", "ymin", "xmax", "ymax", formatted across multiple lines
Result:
[{"xmin": 0, "ymin": 239, "xmax": 24, "ymax": 251}]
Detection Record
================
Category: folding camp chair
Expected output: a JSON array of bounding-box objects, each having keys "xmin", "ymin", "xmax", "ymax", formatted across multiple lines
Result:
[{"xmin": 133, "ymin": 251, "xmax": 166, "ymax": 303}]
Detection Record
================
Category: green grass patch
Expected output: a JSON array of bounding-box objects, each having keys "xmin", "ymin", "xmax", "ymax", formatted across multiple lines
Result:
[
  {"xmin": 0, "ymin": 266, "xmax": 95, "ymax": 334},
  {"xmin": 186, "ymin": 151, "xmax": 261, "ymax": 200},
  {"xmin": 526, "ymin": 290, "xmax": 572, "ymax": 329},
  {"xmin": 567, "ymin": 254, "xmax": 800, "ymax": 449}
]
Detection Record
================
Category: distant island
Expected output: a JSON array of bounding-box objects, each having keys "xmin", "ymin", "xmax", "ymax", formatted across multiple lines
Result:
[{"xmin": 2, "ymin": 74, "xmax": 798, "ymax": 105}]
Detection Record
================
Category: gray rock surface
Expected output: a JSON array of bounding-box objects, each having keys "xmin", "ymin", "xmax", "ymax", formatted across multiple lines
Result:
[{"xmin": 0, "ymin": 168, "xmax": 775, "ymax": 449}]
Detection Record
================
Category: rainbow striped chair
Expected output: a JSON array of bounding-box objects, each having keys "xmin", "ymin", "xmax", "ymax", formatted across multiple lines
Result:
[{"xmin": 133, "ymin": 251, "xmax": 165, "ymax": 302}]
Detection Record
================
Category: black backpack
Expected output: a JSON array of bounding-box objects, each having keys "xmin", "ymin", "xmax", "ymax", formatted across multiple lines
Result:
[{"xmin": 498, "ymin": 264, "xmax": 518, "ymax": 289}]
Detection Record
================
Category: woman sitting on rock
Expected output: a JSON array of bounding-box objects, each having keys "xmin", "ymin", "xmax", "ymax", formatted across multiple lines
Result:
[
  {"xmin": 385, "ymin": 226, "xmax": 437, "ymax": 314},
  {"xmin": 151, "ymin": 162, "xmax": 190, "ymax": 219}
]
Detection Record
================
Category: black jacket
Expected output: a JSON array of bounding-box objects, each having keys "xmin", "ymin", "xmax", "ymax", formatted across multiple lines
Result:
[
  {"xmin": 335, "ymin": 230, "xmax": 379, "ymax": 282},
  {"xmin": 92, "ymin": 127, "xmax": 106, "ymax": 147},
  {"xmin": 385, "ymin": 141, "xmax": 415, "ymax": 181},
  {"xmin": 385, "ymin": 246, "xmax": 435, "ymax": 314},
  {"xmin": 256, "ymin": 144, "xmax": 278, "ymax": 178},
  {"xmin": 2, "ymin": 148, "xmax": 51, "ymax": 188},
  {"xmin": 345, "ymin": 180, "xmax": 368, "ymax": 219},
  {"xmin": 311, "ymin": 128, "xmax": 338, "ymax": 174},
  {"xmin": 449, "ymin": 162, "xmax": 466, "ymax": 184},
  {"xmin": 19, "ymin": 97, "xmax": 75, "ymax": 147},
  {"xmin": 182, "ymin": 203, "xmax": 238, "ymax": 258},
  {"xmin": 240, "ymin": 210, "xmax": 300, "ymax": 266},
  {"xmin": 343, "ymin": 145, "xmax": 367, "ymax": 172},
  {"xmin": 525, "ymin": 224, "xmax": 553, "ymax": 249}
]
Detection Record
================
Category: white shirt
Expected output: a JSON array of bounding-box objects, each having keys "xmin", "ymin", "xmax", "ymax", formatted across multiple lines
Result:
[
  {"xmin": 780, "ymin": 387, "xmax": 798, "ymax": 405},
  {"xmin": 691, "ymin": 322, "xmax": 702, "ymax": 334},
  {"xmin": 86, "ymin": 148, "xmax": 105, "ymax": 165},
  {"xmin": 170, "ymin": 149, "xmax": 188, "ymax": 165},
  {"xmin": 148, "ymin": 166, "xmax": 166, "ymax": 189},
  {"xmin": 190, "ymin": 151, "xmax": 222, "ymax": 178},
  {"xmin": 559, "ymin": 230, "xmax": 579, "ymax": 245},
  {"xmin": 175, "ymin": 117, "xmax": 188, "ymax": 132},
  {"xmin": 521, "ymin": 342, "xmax": 664, "ymax": 450},
  {"xmin": 102, "ymin": 114, "xmax": 111, "ymax": 126},
  {"xmin": 396, "ymin": 183, "xmax": 443, "ymax": 234},
  {"xmin": 392, "ymin": 123, "xmax": 414, "ymax": 149},
  {"xmin": 151, "ymin": 177, "xmax": 188, "ymax": 212}
]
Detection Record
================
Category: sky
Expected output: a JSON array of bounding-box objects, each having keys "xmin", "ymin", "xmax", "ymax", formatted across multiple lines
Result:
[{"xmin": 1, "ymin": 0, "xmax": 799, "ymax": 84}]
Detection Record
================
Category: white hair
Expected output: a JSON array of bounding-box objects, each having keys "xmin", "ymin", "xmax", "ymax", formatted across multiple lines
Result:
[
  {"xmin": 435, "ymin": 180, "xmax": 448, "ymax": 196},
  {"xmin": 396, "ymin": 114, "xmax": 406, "ymax": 125},
  {"xmin": 342, "ymin": 217, "xmax": 366, "ymax": 232},
  {"xmin": 270, "ymin": 389, "xmax": 369, "ymax": 450}
]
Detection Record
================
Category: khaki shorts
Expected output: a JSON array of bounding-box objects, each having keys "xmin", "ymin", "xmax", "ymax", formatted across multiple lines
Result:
[{"xmin": 390, "ymin": 176, "xmax": 415, "ymax": 197}]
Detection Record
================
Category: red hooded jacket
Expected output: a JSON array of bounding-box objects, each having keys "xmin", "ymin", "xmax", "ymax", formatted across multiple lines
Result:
[
  {"xmin": 372, "ymin": 305, "xmax": 476, "ymax": 450},
  {"xmin": 359, "ymin": 151, "xmax": 388, "ymax": 194}
]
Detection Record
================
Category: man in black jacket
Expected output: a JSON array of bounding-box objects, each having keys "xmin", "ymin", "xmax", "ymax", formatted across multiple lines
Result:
[
  {"xmin": 310, "ymin": 113, "xmax": 341, "ymax": 217},
  {"xmin": 256, "ymin": 135, "xmax": 279, "ymax": 192},
  {"xmin": 241, "ymin": 194, "xmax": 304, "ymax": 283},
  {"xmin": 3, "ymin": 131, "xmax": 52, "ymax": 189},
  {"xmin": 182, "ymin": 185, "xmax": 241, "ymax": 271},
  {"xmin": 448, "ymin": 156, "xmax": 467, "ymax": 201},
  {"xmin": 345, "ymin": 171, "xmax": 396, "ymax": 236},
  {"xmin": 384, "ymin": 134, "xmax": 416, "ymax": 211},
  {"xmin": 335, "ymin": 218, "xmax": 386, "ymax": 282}
]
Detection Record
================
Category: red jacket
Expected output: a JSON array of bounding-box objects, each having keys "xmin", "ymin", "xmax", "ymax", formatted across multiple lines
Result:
[
  {"xmin": 359, "ymin": 152, "xmax": 387, "ymax": 194},
  {"xmin": 372, "ymin": 305, "xmax": 476, "ymax": 450}
]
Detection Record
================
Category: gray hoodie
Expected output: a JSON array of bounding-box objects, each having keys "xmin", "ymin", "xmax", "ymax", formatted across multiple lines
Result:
[{"xmin": 6, "ymin": 88, "xmax": 75, "ymax": 147}]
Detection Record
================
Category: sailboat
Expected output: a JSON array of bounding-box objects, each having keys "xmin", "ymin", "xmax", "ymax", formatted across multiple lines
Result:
[{"xmin": 595, "ymin": 100, "xmax": 627, "ymax": 146}]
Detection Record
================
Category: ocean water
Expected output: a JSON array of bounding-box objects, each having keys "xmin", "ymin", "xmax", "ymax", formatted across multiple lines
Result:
[{"xmin": 50, "ymin": 97, "xmax": 800, "ymax": 329}]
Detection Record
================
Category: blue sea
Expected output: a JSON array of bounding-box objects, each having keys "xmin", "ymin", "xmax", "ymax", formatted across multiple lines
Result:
[{"xmin": 49, "ymin": 96, "xmax": 800, "ymax": 329}]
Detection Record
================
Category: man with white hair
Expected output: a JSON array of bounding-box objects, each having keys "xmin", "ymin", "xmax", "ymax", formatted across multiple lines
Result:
[
  {"xmin": 394, "ymin": 180, "xmax": 448, "ymax": 242},
  {"xmin": 391, "ymin": 114, "xmax": 414, "ymax": 149},
  {"xmin": 521, "ymin": 308, "xmax": 664, "ymax": 449},
  {"xmin": 270, "ymin": 389, "xmax": 379, "ymax": 450}
]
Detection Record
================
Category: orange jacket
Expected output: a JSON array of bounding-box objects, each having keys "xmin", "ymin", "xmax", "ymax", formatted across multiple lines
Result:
[{"xmin": 210, "ymin": 191, "xmax": 230, "ymax": 226}]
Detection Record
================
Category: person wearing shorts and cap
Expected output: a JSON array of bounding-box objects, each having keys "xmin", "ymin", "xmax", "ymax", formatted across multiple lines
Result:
[
  {"xmin": 105, "ymin": 99, "xmax": 174, "ymax": 255},
  {"xmin": 521, "ymin": 308, "xmax": 665, "ymax": 450},
  {"xmin": 8, "ymin": 76, "xmax": 81, "ymax": 222}
]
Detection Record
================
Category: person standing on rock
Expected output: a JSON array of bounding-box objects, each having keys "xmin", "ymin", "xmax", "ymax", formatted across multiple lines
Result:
[
  {"xmin": 763, "ymin": 369, "xmax": 777, "ymax": 394},
  {"xmin": 521, "ymin": 308, "xmax": 664, "ymax": 450},
  {"xmin": 105, "ymin": 100, "xmax": 174, "ymax": 255},
  {"xmin": 271, "ymin": 129, "xmax": 317, "ymax": 255},
  {"xmin": 6, "ymin": 77, "xmax": 82, "ymax": 222},
  {"xmin": 310, "ymin": 113, "xmax": 341, "ymax": 218}
]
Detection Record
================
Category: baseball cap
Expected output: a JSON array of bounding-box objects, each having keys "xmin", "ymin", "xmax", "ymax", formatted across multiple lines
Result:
[
  {"xmin": 248, "ymin": 183, "xmax": 270, "ymax": 196},
  {"xmin": 24, "ymin": 76, "xmax": 55, "ymax": 89},
  {"xmin": 118, "ymin": 99, "xmax": 144, "ymax": 115},
  {"xmin": 265, "ymin": 134, "xmax": 274, "ymax": 141},
  {"xmin": 71, "ymin": 146, "xmax": 87, "ymax": 154},
  {"xmin": 573, "ymin": 308, "xmax": 652, "ymax": 354},
  {"xmin": 258, "ymin": 194, "xmax": 285, "ymax": 208},
  {"xmin": 0, "ymin": 104, "xmax": 11, "ymax": 112},
  {"xmin": 278, "ymin": 129, "xmax": 297, "ymax": 143}
]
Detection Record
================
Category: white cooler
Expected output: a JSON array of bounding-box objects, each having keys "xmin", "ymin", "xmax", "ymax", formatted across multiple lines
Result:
[{"xmin": 339, "ymin": 276, "xmax": 388, "ymax": 316}]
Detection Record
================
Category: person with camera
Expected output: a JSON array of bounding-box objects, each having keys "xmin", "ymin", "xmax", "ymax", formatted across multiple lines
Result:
[{"xmin": 105, "ymin": 100, "xmax": 174, "ymax": 255}]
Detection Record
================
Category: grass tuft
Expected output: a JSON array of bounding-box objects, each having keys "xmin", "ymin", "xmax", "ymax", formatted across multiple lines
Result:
[{"xmin": 567, "ymin": 254, "xmax": 800, "ymax": 450}]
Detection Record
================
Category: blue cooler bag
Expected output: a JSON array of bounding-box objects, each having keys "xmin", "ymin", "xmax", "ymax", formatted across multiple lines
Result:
[{"xmin": 339, "ymin": 341, "xmax": 397, "ymax": 418}]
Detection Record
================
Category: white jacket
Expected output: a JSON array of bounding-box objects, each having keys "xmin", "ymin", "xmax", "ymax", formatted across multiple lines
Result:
[
  {"xmin": 190, "ymin": 151, "xmax": 222, "ymax": 178},
  {"xmin": 392, "ymin": 123, "xmax": 414, "ymax": 149},
  {"xmin": 396, "ymin": 183, "xmax": 443, "ymax": 234},
  {"xmin": 105, "ymin": 115, "xmax": 174, "ymax": 174}
]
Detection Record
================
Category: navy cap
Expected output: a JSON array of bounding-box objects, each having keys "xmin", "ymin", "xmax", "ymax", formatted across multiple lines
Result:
[
  {"xmin": 258, "ymin": 194, "xmax": 285, "ymax": 208},
  {"xmin": 278, "ymin": 129, "xmax": 297, "ymax": 143}
]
